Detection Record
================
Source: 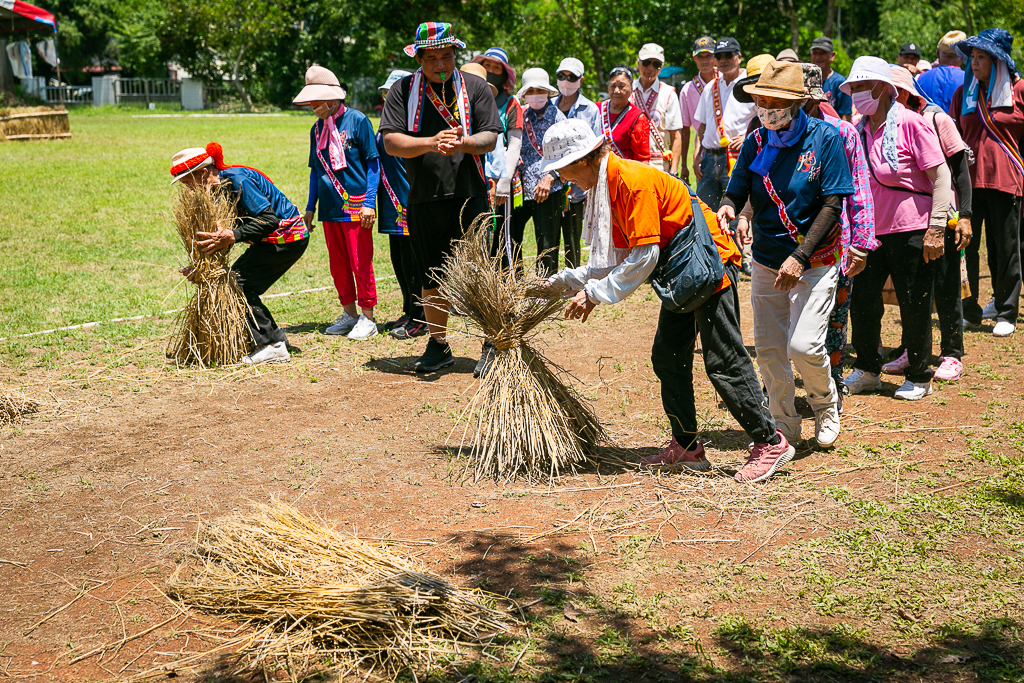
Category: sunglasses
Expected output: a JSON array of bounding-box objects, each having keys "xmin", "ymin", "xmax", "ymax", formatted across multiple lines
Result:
[
  {"xmin": 556, "ymin": 72, "xmax": 581, "ymax": 82},
  {"xmin": 714, "ymin": 51, "xmax": 737, "ymax": 60},
  {"xmin": 609, "ymin": 67, "xmax": 632, "ymax": 78},
  {"xmin": 640, "ymin": 59, "xmax": 663, "ymax": 68}
]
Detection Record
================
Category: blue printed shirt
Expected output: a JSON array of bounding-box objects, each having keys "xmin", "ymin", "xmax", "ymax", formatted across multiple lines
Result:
[
  {"xmin": 822, "ymin": 71, "xmax": 852, "ymax": 118},
  {"xmin": 307, "ymin": 107, "xmax": 379, "ymax": 222},
  {"xmin": 519, "ymin": 101, "xmax": 566, "ymax": 200},
  {"xmin": 375, "ymin": 131, "xmax": 409, "ymax": 235}
]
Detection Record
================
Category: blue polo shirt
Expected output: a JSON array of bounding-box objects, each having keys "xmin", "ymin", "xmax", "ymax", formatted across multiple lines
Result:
[
  {"xmin": 822, "ymin": 71, "xmax": 852, "ymax": 117},
  {"xmin": 375, "ymin": 131, "xmax": 410, "ymax": 235},
  {"xmin": 220, "ymin": 167, "xmax": 299, "ymax": 221},
  {"xmin": 307, "ymin": 107, "xmax": 379, "ymax": 222},
  {"xmin": 727, "ymin": 117, "xmax": 854, "ymax": 270},
  {"xmin": 916, "ymin": 65, "xmax": 963, "ymax": 114}
]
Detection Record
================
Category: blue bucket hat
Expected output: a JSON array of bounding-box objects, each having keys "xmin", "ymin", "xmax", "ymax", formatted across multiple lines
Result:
[
  {"xmin": 955, "ymin": 28, "xmax": 1018, "ymax": 78},
  {"xmin": 471, "ymin": 47, "xmax": 517, "ymax": 94}
]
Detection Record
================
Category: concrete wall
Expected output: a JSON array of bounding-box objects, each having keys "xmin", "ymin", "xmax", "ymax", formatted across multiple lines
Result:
[{"xmin": 181, "ymin": 78, "xmax": 204, "ymax": 110}]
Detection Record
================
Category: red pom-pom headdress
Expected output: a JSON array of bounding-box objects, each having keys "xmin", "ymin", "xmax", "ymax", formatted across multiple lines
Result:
[{"xmin": 204, "ymin": 142, "xmax": 274, "ymax": 183}]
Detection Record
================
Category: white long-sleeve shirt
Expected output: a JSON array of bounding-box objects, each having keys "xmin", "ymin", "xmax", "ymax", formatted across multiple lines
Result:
[{"xmin": 548, "ymin": 244, "xmax": 660, "ymax": 305}]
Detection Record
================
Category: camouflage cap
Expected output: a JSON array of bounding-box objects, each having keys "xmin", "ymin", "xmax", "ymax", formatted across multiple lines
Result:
[{"xmin": 801, "ymin": 62, "xmax": 827, "ymax": 101}]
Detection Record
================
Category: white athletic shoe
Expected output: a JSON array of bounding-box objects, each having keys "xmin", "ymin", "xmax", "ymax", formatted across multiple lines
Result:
[
  {"xmin": 993, "ymin": 321, "xmax": 1016, "ymax": 337},
  {"xmin": 325, "ymin": 312, "xmax": 358, "ymax": 335},
  {"xmin": 843, "ymin": 368, "xmax": 881, "ymax": 395},
  {"xmin": 347, "ymin": 315, "xmax": 379, "ymax": 341},
  {"xmin": 242, "ymin": 341, "xmax": 289, "ymax": 365},
  {"xmin": 814, "ymin": 405, "xmax": 841, "ymax": 448},
  {"xmin": 981, "ymin": 300, "xmax": 997, "ymax": 320},
  {"xmin": 894, "ymin": 378, "xmax": 932, "ymax": 401}
]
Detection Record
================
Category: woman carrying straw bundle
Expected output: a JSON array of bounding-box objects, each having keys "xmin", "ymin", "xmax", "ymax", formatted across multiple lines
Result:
[
  {"xmin": 170, "ymin": 143, "xmax": 309, "ymax": 365},
  {"xmin": 539, "ymin": 119, "xmax": 792, "ymax": 483}
]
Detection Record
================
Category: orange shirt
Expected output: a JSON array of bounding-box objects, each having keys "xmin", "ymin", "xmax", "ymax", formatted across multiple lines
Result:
[{"xmin": 605, "ymin": 153, "xmax": 741, "ymax": 289}]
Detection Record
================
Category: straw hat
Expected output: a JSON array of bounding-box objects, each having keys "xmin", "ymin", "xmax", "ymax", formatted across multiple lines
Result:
[
  {"xmin": 839, "ymin": 56, "xmax": 898, "ymax": 98},
  {"xmin": 732, "ymin": 54, "xmax": 776, "ymax": 104},
  {"xmin": 742, "ymin": 61, "xmax": 808, "ymax": 100},
  {"xmin": 540, "ymin": 119, "xmax": 605, "ymax": 173},
  {"xmin": 169, "ymin": 147, "xmax": 213, "ymax": 185},
  {"xmin": 461, "ymin": 63, "xmax": 497, "ymax": 97},
  {"xmin": 516, "ymin": 67, "xmax": 558, "ymax": 99},
  {"xmin": 938, "ymin": 30, "xmax": 967, "ymax": 56},
  {"xmin": 292, "ymin": 66, "xmax": 345, "ymax": 104},
  {"xmin": 775, "ymin": 48, "xmax": 799, "ymax": 63}
]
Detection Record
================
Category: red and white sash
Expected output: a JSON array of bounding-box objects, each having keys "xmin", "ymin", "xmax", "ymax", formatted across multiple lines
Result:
[
  {"xmin": 712, "ymin": 78, "xmax": 740, "ymax": 173},
  {"xmin": 407, "ymin": 68, "xmax": 485, "ymax": 181},
  {"xmin": 600, "ymin": 101, "xmax": 629, "ymax": 157},
  {"xmin": 631, "ymin": 84, "xmax": 667, "ymax": 158},
  {"xmin": 522, "ymin": 114, "xmax": 543, "ymax": 156},
  {"xmin": 315, "ymin": 145, "xmax": 365, "ymax": 220}
]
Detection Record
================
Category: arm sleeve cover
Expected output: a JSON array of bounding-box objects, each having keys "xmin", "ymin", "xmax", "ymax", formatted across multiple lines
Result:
[
  {"xmin": 364, "ymin": 157, "xmax": 380, "ymax": 207},
  {"xmin": 790, "ymin": 195, "xmax": 843, "ymax": 267},
  {"xmin": 929, "ymin": 163, "xmax": 952, "ymax": 232},
  {"xmin": 946, "ymin": 150, "xmax": 972, "ymax": 218}
]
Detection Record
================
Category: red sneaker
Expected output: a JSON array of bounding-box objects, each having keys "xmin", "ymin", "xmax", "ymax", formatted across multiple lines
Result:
[
  {"xmin": 641, "ymin": 438, "xmax": 711, "ymax": 471},
  {"xmin": 735, "ymin": 435, "xmax": 795, "ymax": 483}
]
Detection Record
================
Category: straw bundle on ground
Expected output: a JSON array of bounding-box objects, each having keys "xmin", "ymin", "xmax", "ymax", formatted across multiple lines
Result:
[
  {"xmin": 166, "ymin": 185, "xmax": 252, "ymax": 367},
  {"xmin": 437, "ymin": 215, "xmax": 607, "ymax": 482},
  {"xmin": 1, "ymin": 391, "xmax": 39, "ymax": 424},
  {"xmin": 0, "ymin": 106, "xmax": 71, "ymax": 141},
  {"xmin": 166, "ymin": 502, "xmax": 509, "ymax": 679}
]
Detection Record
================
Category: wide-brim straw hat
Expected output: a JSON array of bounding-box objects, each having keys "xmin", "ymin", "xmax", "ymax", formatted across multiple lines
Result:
[
  {"xmin": 733, "ymin": 54, "xmax": 775, "ymax": 104},
  {"xmin": 471, "ymin": 47, "xmax": 517, "ymax": 94},
  {"xmin": 540, "ymin": 119, "xmax": 605, "ymax": 173},
  {"xmin": 742, "ymin": 60, "xmax": 808, "ymax": 100},
  {"xmin": 169, "ymin": 147, "xmax": 213, "ymax": 185},
  {"xmin": 293, "ymin": 65, "xmax": 346, "ymax": 104},
  {"xmin": 516, "ymin": 67, "xmax": 558, "ymax": 99},
  {"xmin": 403, "ymin": 22, "xmax": 466, "ymax": 58},
  {"xmin": 955, "ymin": 28, "xmax": 1018, "ymax": 77},
  {"xmin": 839, "ymin": 56, "xmax": 898, "ymax": 98},
  {"xmin": 461, "ymin": 63, "xmax": 497, "ymax": 97}
]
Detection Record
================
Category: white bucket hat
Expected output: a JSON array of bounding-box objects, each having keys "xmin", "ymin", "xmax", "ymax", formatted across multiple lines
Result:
[
  {"xmin": 840, "ymin": 56, "xmax": 898, "ymax": 98},
  {"xmin": 541, "ymin": 119, "xmax": 605, "ymax": 173},
  {"xmin": 516, "ymin": 67, "xmax": 559, "ymax": 99}
]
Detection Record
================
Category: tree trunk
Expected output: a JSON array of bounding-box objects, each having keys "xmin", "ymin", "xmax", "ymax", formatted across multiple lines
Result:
[
  {"xmin": 0, "ymin": 39, "xmax": 14, "ymax": 97},
  {"xmin": 229, "ymin": 42, "xmax": 253, "ymax": 111},
  {"xmin": 776, "ymin": 0, "xmax": 799, "ymax": 51},
  {"xmin": 823, "ymin": 0, "xmax": 836, "ymax": 37},
  {"xmin": 960, "ymin": 0, "xmax": 973, "ymax": 36},
  {"xmin": 554, "ymin": 0, "xmax": 606, "ymax": 90}
]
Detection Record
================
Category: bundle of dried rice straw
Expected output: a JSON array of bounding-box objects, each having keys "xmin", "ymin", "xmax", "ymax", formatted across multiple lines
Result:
[
  {"xmin": 166, "ymin": 185, "xmax": 252, "ymax": 366},
  {"xmin": 166, "ymin": 502, "xmax": 509, "ymax": 679},
  {"xmin": 0, "ymin": 106, "xmax": 71, "ymax": 142},
  {"xmin": 437, "ymin": 215, "xmax": 607, "ymax": 482},
  {"xmin": 1, "ymin": 391, "xmax": 39, "ymax": 424}
]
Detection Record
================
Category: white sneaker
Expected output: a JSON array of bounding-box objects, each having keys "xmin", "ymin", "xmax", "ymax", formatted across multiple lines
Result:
[
  {"xmin": 347, "ymin": 315, "xmax": 379, "ymax": 340},
  {"xmin": 325, "ymin": 312, "xmax": 358, "ymax": 335},
  {"xmin": 993, "ymin": 321, "xmax": 1016, "ymax": 337},
  {"xmin": 982, "ymin": 300, "xmax": 997, "ymax": 320},
  {"xmin": 242, "ymin": 341, "xmax": 289, "ymax": 365},
  {"xmin": 814, "ymin": 405, "xmax": 841, "ymax": 447},
  {"xmin": 894, "ymin": 378, "xmax": 932, "ymax": 401},
  {"xmin": 843, "ymin": 368, "xmax": 881, "ymax": 395}
]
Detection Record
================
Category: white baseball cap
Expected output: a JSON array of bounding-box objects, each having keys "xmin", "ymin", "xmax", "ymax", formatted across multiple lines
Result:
[
  {"xmin": 541, "ymin": 119, "xmax": 605, "ymax": 173},
  {"xmin": 516, "ymin": 67, "xmax": 559, "ymax": 99},
  {"xmin": 840, "ymin": 56, "xmax": 898, "ymax": 98},
  {"xmin": 638, "ymin": 43, "xmax": 665, "ymax": 62},
  {"xmin": 557, "ymin": 57, "xmax": 585, "ymax": 78}
]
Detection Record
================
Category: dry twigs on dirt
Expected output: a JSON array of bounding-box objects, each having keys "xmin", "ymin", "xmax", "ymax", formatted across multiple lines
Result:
[
  {"xmin": 438, "ymin": 215, "xmax": 608, "ymax": 482},
  {"xmin": 163, "ymin": 501, "xmax": 510, "ymax": 680},
  {"xmin": 1, "ymin": 390, "xmax": 39, "ymax": 424},
  {"xmin": 166, "ymin": 185, "xmax": 252, "ymax": 367}
]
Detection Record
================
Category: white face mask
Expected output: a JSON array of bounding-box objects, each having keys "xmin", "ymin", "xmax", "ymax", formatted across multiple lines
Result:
[
  {"xmin": 852, "ymin": 89, "xmax": 880, "ymax": 115},
  {"xmin": 758, "ymin": 106, "xmax": 795, "ymax": 131},
  {"xmin": 558, "ymin": 79, "xmax": 581, "ymax": 97},
  {"xmin": 525, "ymin": 94, "xmax": 549, "ymax": 110}
]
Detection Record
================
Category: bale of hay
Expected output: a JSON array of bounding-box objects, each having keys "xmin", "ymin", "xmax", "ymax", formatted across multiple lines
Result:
[
  {"xmin": 1, "ymin": 391, "xmax": 39, "ymax": 424},
  {"xmin": 166, "ymin": 185, "xmax": 253, "ymax": 367},
  {"xmin": 167, "ymin": 502, "xmax": 509, "ymax": 679},
  {"xmin": 0, "ymin": 106, "xmax": 71, "ymax": 141},
  {"xmin": 436, "ymin": 215, "xmax": 607, "ymax": 482}
]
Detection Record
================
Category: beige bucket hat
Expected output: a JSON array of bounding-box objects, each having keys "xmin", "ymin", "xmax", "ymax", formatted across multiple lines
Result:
[{"xmin": 293, "ymin": 65, "xmax": 346, "ymax": 104}]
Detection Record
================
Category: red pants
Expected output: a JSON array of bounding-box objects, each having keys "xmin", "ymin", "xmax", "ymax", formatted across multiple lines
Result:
[{"xmin": 322, "ymin": 221, "xmax": 377, "ymax": 309}]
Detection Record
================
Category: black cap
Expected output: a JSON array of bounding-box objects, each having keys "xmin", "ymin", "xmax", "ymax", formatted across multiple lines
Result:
[
  {"xmin": 692, "ymin": 36, "xmax": 715, "ymax": 55},
  {"xmin": 714, "ymin": 37, "xmax": 741, "ymax": 55},
  {"xmin": 810, "ymin": 36, "xmax": 834, "ymax": 52},
  {"xmin": 899, "ymin": 42, "xmax": 921, "ymax": 57}
]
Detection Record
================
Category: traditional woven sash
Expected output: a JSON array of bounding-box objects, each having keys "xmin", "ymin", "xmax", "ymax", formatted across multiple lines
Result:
[
  {"xmin": 522, "ymin": 114, "xmax": 543, "ymax": 156},
  {"xmin": 600, "ymin": 101, "xmax": 629, "ymax": 157},
  {"xmin": 978, "ymin": 93, "xmax": 1024, "ymax": 182},
  {"xmin": 262, "ymin": 215, "xmax": 310, "ymax": 245},
  {"xmin": 380, "ymin": 169, "xmax": 408, "ymax": 235},
  {"xmin": 416, "ymin": 70, "xmax": 486, "ymax": 182},
  {"xmin": 712, "ymin": 79, "xmax": 739, "ymax": 173},
  {"xmin": 631, "ymin": 85, "xmax": 668, "ymax": 159},
  {"xmin": 315, "ymin": 143, "xmax": 365, "ymax": 221}
]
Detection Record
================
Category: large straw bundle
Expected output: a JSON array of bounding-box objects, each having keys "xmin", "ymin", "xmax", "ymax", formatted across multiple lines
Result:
[
  {"xmin": 166, "ymin": 185, "xmax": 253, "ymax": 366},
  {"xmin": 437, "ymin": 215, "xmax": 607, "ymax": 482},
  {"xmin": 167, "ymin": 502, "xmax": 509, "ymax": 678},
  {"xmin": 0, "ymin": 107, "xmax": 71, "ymax": 141},
  {"xmin": 1, "ymin": 391, "xmax": 39, "ymax": 424}
]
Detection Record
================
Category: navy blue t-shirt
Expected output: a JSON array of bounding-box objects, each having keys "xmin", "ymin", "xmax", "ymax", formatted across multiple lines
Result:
[
  {"xmin": 726, "ymin": 117, "xmax": 854, "ymax": 270},
  {"xmin": 220, "ymin": 167, "xmax": 300, "ymax": 221},
  {"xmin": 308, "ymin": 107, "xmax": 379, "ymax": 222},
  {"xmin": 822, "ymin": 71, "xmax": 852, "ymax": 117},
  {"xmin": 375, "ymin": 131, "xmax": 410, "ymax": 235}
]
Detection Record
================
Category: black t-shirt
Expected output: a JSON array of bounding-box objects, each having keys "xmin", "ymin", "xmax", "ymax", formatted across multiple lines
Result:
[{"xmin": 379, "ymin": 72, "xmax": 502, "ymax": 205}]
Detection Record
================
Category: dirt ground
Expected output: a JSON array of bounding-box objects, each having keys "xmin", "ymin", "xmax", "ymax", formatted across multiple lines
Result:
[{"xmin": 1, "ymin": 277, "xmax": 1022, "ymax": 683}]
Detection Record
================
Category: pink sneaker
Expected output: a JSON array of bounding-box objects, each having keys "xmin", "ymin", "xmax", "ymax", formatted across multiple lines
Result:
[
  {"xmin": 933, "ymin": 356, "xmax": 963, "ymax": 381},
  {"xmin": 641, "ymin": 438, "xmax": 711, "ymax": 471},
  {"xmin": 735, "ymin": 435, "xmax": 795, "ymax": 483},
  {"xmin": 882, "ymin": 350, "xmax": 909, "ymax": 375}
]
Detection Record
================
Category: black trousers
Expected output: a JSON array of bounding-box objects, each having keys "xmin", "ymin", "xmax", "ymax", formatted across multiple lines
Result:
[
  {"xmin": 933, "ymin": 228, "xmax": 964, "ymax": 359},
  {"xmin": 510, "ymin": 189, "xmax": 566, "ymax": 277},
  {"xmin": 389, "ymin": 234, "xmax": 423, "ymax": 321},
  {"xmin": 850, "ymin": 230, "xmax": 937, "ymax": 383},
  {"xmin": 560, "ymin": 201, "xmax": 585, "ymax": 269},
  {"xmin": 963, "ymin": 188, "xmax": 1022, "ymax": 325},
  {"xmin": 231, "ymin": 238, "xmax": 308, "ymax": 349},
  {"xmin": 651, "ymin": 265, "xmax": 776, "ymax": 450},
  {"xmin": 407, "ymin": 196, "xmax": 489, "ymax": 290}
]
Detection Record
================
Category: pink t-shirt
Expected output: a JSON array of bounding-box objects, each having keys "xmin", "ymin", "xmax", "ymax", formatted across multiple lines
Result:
[
  {"xmin": 864, "ymin": 107, "xmax": 945, "ymax": 235},
  {"xmin": 922, "ymin": 110, "xmax": 965, "ymax": 156},
  {"xmin": 678, "ymin": 72, "xmax": 715, "ymax": 129}
]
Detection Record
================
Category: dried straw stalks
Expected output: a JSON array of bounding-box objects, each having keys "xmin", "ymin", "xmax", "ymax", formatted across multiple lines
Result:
[
  {"xmin": 0, "ymin": 106, "xmax": 71, "ymax": 141},
  {"xmin": 166, "ymin": 185, "xmax": 253, "ymax": 367},
  {"xmin": 1, "ymin": 391, "xmax": 39, "ymax": 424},
  {"xmin": 437, "ymin": 214, "xmax": 607, "ymax": 482},
  {"xmin": 167, "ymin": 502, "xmax": 509, "ymax": 679}
]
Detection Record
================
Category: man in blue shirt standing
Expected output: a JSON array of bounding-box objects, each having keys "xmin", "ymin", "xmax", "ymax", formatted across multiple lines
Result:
[
  {"xmin": 916, "ymin": 30, "xmax": 966, "ymax": 114},
  {"xmin": 554, "ymin": 57, "xmax": 601, "ymax": 268},
  {"xmin": 810, "ymin": 36, "xmax": 852, "ymax": 121}
]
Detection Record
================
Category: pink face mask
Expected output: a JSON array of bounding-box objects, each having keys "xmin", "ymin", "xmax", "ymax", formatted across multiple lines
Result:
[
  {"xmin": 524, "ymin": 94, "xmax": 549, "ymax": 110},
  {"xmin": 852, "ymin": 89, "xmax": 880, "ymax": 115},
  {"xmin": 558, "ymin": 80, "xmax": 581, "ymax": 97}
]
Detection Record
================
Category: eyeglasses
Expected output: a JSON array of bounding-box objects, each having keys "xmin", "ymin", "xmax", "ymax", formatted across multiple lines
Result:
[
  {"xmin": 640, "ymin": 59, "xmax": 663, "ymax": 69},
  {"xmin": 556, "ymin": 72, "xmax": 581, "ymax": 82},
  {"xmin": 714, "ymin": 51, "xmax": 737, "ymax": 60}
]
